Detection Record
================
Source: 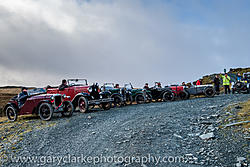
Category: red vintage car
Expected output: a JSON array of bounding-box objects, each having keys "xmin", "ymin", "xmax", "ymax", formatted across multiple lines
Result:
[
  {"xmin": 168, "ymin": 85, "xmax": 189, "ymax": 100},
  {"xmin": 47, "ymin": 79, "xmax": 113, "ymax": 113},
  {"xmin": 4, "ymin": 88, "xmax": 74, "ymax": 121}
]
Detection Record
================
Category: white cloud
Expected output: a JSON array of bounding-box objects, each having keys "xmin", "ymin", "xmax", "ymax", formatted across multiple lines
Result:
[{"xmin": 0, "ymin": 0, "xmax": 249, "ymax": 87}]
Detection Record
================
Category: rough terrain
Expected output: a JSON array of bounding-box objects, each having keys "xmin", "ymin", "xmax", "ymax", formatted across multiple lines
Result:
[{"xmin": 1, "ymin": 94, "xmax": 249, "ymax": 167}]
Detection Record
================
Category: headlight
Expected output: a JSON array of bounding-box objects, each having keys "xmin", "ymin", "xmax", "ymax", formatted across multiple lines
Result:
[
  {"xmin": 50, "ymin": 96, "xmax": 54, "ymax": 100},
  {"xmin": 88, "ymin": 87, "xmax": 92, "ymax": 92},
  {"xmin": 63, "ymin": 94, "xmax": 66, "ymax": 99},
  {"xmin": 100, "ymin": 95, "xmax": 103, "ymax": 99}
]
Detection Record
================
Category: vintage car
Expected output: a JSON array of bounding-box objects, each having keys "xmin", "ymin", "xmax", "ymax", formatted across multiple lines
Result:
[
  {"xmin": 101, "ymin": 83, "xmax": 133, "ymax": 107},
  {"xmin": 148, "ymin": 82, "xmax": 175, "ymax": 102},
  {"xmin": 232, "ymin": 81, "xmax": 249, "ymax": 94},
  {"xmin": 232, "ymin": 73, "xmax": 250, "ymax": 94},
  {"xmin": 167, "ymin": 85, "xmax": 189, "ymax": 100},
  {"xmin": 47, "ymin": 79, "xmax": 113, "ymax": 113},
  {"xmin": 124, "ymin": 83, "xmax": 152, "ymax": 104},
  {"xmin": 184, "ymin": 84, "xmax": 215, "ymax": 98},
  {"xmin": 4, "ymin": 88, "xmax": 74, "ymax": 121}
]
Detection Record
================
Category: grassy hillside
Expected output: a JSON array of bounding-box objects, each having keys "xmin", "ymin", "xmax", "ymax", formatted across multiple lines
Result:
[{"xmin": 0, "ymin": 88, "xmax": 21, "ymax": 117}]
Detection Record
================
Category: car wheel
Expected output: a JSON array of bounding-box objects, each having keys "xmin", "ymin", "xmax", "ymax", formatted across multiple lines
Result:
[
  {"xmin": 204, "ymin": 87, "xmax": 215, "ymax": 98},
  {"xmin": 125, "ymin": 94, "xmax": 133, "ymax": 105},
  {"xmin": 145, "ymin": 93, "xmax": 152, "ymax": 103},
  {"xmin": 163, "ymin": 92, "xmax": 175, "ymax": 102},
  {"xmin": 135, "ymin": 94, "xmax": 145, "ymax": 104},
  {"xmin": 235, "ymin": 82, "xmax": 244, "ymax": 90},
  {"xmin": 179, "ymin": 91, "xmax": 189, "ymax": 100},
  {"xmin": 102, "ymin": 102, "xmax": 111, "ymax": 110},
  {"xmin": 78, "ymin": 97, "xmax": 89, "ymax": 113},
  {"xmin": 62, "ymin": 101, "xmax": 74, "ymax": 117},
  {"xmin": 38, "ymin": 103, "xmax": 53, "ymax": 121},
  {"xmin": 113, "ymin": 95, "xmax": 123, "ymax": 107},
  {"xmin": 6, "ymin": 106, "xmax": 18, "ymax": 122},
  {"xmin": 185, "ymin": 90, "xmax": 191, "ymax": 99}
]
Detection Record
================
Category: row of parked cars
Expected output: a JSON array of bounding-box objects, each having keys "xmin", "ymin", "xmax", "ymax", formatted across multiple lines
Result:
[{"xmin": 4, "ymin": 79, "xmax": 216, "ymax": 122}]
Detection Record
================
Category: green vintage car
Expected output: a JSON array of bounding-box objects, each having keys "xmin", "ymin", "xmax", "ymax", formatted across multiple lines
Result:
[
  {"xmin": 124, "ymin": 83, "xmax": 152, "ymax": 104},
  {"xmin": 101, "ymin": 83, "xmax": 133, "ymax": 107}
]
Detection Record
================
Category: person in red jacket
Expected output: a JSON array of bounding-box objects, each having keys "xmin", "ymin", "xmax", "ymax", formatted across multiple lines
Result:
[{"xmin": 196, "ymin": 79, "xmax": 201, "ymax": 85}]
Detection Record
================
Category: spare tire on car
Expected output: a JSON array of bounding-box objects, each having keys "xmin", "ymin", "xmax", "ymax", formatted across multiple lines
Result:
[{"xmin": 235, "ymin": 82, "xmax": 244, "ymax": 90}]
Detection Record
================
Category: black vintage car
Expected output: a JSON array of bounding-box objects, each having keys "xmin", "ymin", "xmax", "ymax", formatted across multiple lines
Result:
[
  {"xmin": 101, "ymin": 83, "xmax": 133, "ymax": 107},
  {"xmin": 232, "ymin": 81, "xmax": 249, "ymax": 94},
  {"xmin": 232, "ymin": 73, "xmax": 250, "ymax": 94},
  {"xmin": 148, "ymin": 82, "xmax": 175, "ymax": 102}
]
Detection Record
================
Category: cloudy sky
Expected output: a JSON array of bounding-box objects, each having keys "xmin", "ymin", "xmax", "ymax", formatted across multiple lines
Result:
[{"xmin": 0, "ymin": 0, "xmax": 249, "ymax": 87}]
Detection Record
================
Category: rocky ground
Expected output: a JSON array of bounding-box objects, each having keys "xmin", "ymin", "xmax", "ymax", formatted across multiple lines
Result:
[{"xmin": 0, "ymin": 94, "xmax": 249, "ymax": 167}]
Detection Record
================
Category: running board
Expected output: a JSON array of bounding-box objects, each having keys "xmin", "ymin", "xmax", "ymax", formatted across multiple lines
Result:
[{"xmin": 88, "ymin": 98, "xmax": 114, "ymax": 105}]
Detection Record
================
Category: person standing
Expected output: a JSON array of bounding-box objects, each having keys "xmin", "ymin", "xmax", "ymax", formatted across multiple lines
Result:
[
  {"xmin": 236, "ymin": 73, "xmax": 242, "ymax": 81},
  {"xmin": 222, "ymin": 73, "xmax": 231, "ymax": 94},
  {"xmin": 214, "ymin": 75, "xmax": 220, "ymax": 95}
]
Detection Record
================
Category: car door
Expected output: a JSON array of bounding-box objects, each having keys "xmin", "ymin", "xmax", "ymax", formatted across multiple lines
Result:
[{"xmin": 19, "ymin": 97, "xmax": 35, "ymax": 115}]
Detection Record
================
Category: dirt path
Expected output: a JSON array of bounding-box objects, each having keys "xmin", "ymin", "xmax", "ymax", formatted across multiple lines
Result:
[{"xmin": 1, "ymin": 94, "xmax": 249, "ymax": 167}]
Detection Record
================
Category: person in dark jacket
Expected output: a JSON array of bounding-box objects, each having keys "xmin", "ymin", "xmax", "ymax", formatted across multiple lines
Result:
[
  {"xmin": 90, "ymin": 83, "xmax": 100, "ymax": 99},
  {"xmin": 18, "ymin": 87, "xmax": 28, "ymax": 108},
  {"xmin": 214, "ymin": 75, "xmax": 220, "ymax": 95},
  {"xmin": 143, "ymin": 83, "xmax": 149, "ymax": 90},
  {"xmin": 115, "ymin": 84, "xmax": 120, "ymax": 88},
  {"xmin": 59, "ymin": 79, "xmax": 68, "ymax": 91}
]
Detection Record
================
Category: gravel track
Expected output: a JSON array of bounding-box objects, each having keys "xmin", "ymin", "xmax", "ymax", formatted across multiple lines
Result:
[{"xmin": 3, "ymin": 94, "xmax": 250, "ymax": 167}]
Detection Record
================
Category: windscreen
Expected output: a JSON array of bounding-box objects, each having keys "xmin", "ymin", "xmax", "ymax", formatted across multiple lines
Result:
[
  {"xmin": 104, "ymin": 83, "xmax": 114, "ymax": 89},
  {"xmin": 27, "ymin": 88, "xmax": 46, "ymax": 96},
  {"xmin": 68, "ymin": 79, "xmax": 88, "ymax": 86}
]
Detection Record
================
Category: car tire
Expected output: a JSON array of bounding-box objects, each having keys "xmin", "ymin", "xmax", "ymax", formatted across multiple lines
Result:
[
  {"xmin": 6, "ymin": 106, "xmax": 18, "ymax": 122},
  {"xmin": 125, "ymin": 94, "xmax": 133, "ymax": 105},
  {"xmin": 38, "ymin": 103, "xmax": 53, "ymax": 121},
  {"xmin": 145, "ymin": 93, "xmax": 152, "ymax": 103},
  {"xmin": 102, "ymin": 102, "xmax": 111, "ymax": 110},
  {"xmin": 204, "ymin": 87, "xmax": 215, "ymax": 98},
  {"xmin": 179, "ymin": 91, "xmax": 189, "ymax": 100},
  {"xmin": 61, "ymin": 101, "xmax": 74, "ymax": 117},
  {"xmin": 184, "ymin": 89, "xmax": 191, "ymax": 99},
  {"xmin": 235, "ymin": 82, "xmax": 244, "ymax": 90},
  {"xmin": 135, "ymin": 94, "xmax": 145, "ymax": 104},
  {"xmin": 163, "ymin": 91, "xmax": 175, "ymax": 102},
  {"xmin": 113, "ymin": 95, "xmax": 123, "ymax": 107},
  {"xmin": 78, "ymin": 97, "xmax": 89, "ymax": 113}
]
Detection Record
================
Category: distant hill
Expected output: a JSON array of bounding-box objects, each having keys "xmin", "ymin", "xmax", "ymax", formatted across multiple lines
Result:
[
  {"xmin": 189, "ymin": 67, "xmax": 250, "ymax": 85},
  {"xmin": 202, "ymin": 67, "xmax": 250, "ymax": 85},
  {"xmin": 0, "ymin": 86, "xmax": 23, "ymax": 89}
]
